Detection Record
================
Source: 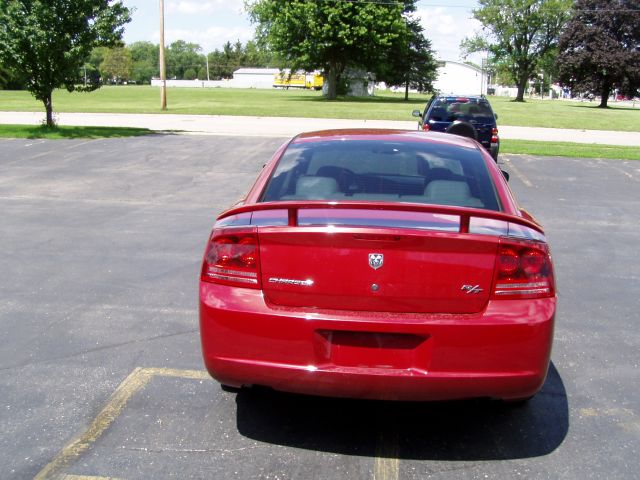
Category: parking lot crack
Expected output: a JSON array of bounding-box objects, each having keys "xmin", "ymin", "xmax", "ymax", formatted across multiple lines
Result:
[
  {"xmin": 0, "ymin": 329, "xmax": 198, "ymax": 372},
  {"xmin": 124, "ymin": 445, "xmax": 263, "ymax": 454}
]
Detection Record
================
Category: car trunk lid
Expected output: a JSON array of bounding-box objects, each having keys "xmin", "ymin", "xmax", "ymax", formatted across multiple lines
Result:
[{"xmin": 258, "ymin": 225, "xmax": 497, "ymax": 314}]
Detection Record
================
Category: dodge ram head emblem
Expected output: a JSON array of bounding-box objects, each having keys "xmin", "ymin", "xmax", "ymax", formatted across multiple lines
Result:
[{"xmin": 368, "ymin": 253, "xmax": 384, "ymax": 270}]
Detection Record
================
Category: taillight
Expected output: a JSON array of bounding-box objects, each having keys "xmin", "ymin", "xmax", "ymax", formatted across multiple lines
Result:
[
  {"xmin": 492, "ymin": 240, "xmax": 555, "ymax": 299},
  {"xmin": 201, "ymin": 228, "xmax": 261, "ymax": 288},
  {"xmin": 491, "ymin": 127, "xmax": 499, "ymax": 143},
  {"xmin": 422, "ymin": 123, "xmax": 430, "ymax": 132}
]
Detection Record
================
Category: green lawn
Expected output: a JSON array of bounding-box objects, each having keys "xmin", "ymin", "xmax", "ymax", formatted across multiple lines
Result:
[
  {"xmin": 500, "ymin": 139, "xmax": 640, "ymax": 161},
  {"xmin": 1, "ymin": 86, "xmax": 638, "ymax": 131},
  {"xmin": 0, "ymin": 124, "xmax": 152, "ymax": 139}
]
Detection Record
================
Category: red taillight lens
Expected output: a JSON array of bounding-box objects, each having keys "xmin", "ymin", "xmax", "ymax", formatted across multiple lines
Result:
[
  {"xmin": 491, "ymin": 127, "xmax": 499, "ymax": 143},
  {"xmin": 521, "ymin": 249, "xmax": 545, "ymax": 275},
  {"xmin": 498, "ymin": 247, "xmax": 519, "ymax": 276},
  {"xmin": 422, "ymin": 123, "xmax": 430, "ymax": 132},
  {"xmin": 201, "ymin": 229, "xmax": 260, "ymax": 288},
  {"xmin": 493, "ymin": 240, "xmax": 555, "ymax": 299}
]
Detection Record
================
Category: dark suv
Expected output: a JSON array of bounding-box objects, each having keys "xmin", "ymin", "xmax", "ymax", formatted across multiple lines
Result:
[{"xmin": 412, "ymin": 95, "xmax": 500, "ymax": 161}]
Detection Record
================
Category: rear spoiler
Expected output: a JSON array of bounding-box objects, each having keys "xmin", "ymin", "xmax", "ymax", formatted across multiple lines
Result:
[{"xmin": 217, "ymin": 201, "xmax": 544, "ymax": 235}]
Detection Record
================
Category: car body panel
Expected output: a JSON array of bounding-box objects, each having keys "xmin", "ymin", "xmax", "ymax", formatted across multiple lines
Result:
[
  {"xmin": 200, "ymin": 283, "xmax": 555, "ymax": 401},
  {"xmin": 199, "ymin": 129, "xmax": 555, "ymax": 401},
  {"xmin": 259, "ymin": 226, "xmax": 497, "ymax": 314}
]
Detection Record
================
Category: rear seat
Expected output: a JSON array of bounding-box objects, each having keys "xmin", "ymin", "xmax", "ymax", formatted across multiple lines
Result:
[
  {"xmin": 280, "ymin": 175, "xmax": 346, "ymax": 200},
  {"xmin": 425, "ymin": 180, "xmax": 483, "ymax": 207},
  {"xmin": 280, "ymin": 176, "xmax": 483, "ymax": 207}
]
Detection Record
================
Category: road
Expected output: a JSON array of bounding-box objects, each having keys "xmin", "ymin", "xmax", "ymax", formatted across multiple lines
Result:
[
  {"xmin": 1, "ymin": 110, "xmax": 640, "ymax": 146},
  {"xmin": 0, "ymin": 134, "xmax": 639, "ymax": 479}
]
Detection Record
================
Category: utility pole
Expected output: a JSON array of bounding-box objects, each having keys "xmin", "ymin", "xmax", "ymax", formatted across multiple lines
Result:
[
  {"xmin": 206, "ymin": 54, "xmax": 210, "ymax": 81},
  {"xmin": 159, "ymin": 0, "xmax": 167, "ymax": 110}
]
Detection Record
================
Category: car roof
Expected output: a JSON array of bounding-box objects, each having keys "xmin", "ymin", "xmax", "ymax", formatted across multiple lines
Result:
[
  {"xmin": 434, "ymin": 94, "xmax": 487, "ymax": 99},
  {"xmin": 292, "ymin": 129, "xmax": 482, "ymax": 151}
]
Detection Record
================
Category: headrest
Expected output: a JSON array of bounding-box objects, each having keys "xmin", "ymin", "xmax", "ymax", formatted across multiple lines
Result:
[
  {"xmin": 295, "ymin": 176, "xmax": 339, "ymax": 196},
  {"xmin": 425, "ymin": 180, "xmax": 471, "ymax": 199}
]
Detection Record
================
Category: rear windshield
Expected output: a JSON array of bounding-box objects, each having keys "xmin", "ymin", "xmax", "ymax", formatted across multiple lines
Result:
[
  {"xmin": 428, "ymin": 97, "xmax": 495, "ymax": 124},
  {"xmin": 260, "ymin": 139, "xmax": 501, "ymax": 211}
]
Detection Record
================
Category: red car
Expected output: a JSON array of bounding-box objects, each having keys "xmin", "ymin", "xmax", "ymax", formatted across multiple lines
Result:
[{"xmin": 199, "ymin": 130, "xmax": 556, "ymax": 402}]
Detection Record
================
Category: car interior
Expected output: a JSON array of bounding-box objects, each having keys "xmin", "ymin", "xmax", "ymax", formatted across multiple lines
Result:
[{"xmin": 261, "ymin": 140, "xmax": 501, "ymax": 211}]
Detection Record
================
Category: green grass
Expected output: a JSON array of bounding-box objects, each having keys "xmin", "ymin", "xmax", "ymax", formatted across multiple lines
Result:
[
  {"xmin": 1, "ymin": 86, "xmax": 638, "ymax": 131},
  {"xmin": 0, "ymin": 124, "xmax": 153, "ymax": 139},
  {"xmin": 0, "ymin": 86, "xmax": 428, "ymax": 120},
  {"xmin": 488, "ymin": 95, "xmax": 640, "ymax": 131},
  {"xmin": 501, "ymin": 139, "xmax": 640, "ymax": 160}
]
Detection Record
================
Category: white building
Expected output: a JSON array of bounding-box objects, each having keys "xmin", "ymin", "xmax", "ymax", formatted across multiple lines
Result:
[
  {"xmin": 232, "ymin": 68, "xmax": 281, "ymax": 89},
  {"xmin": 151, "ymin": 68, "xmax": 281, "ymax": 89},
  {"xmin": 433, "ymin": 60, "xmax": 488, "ymax": 96}
]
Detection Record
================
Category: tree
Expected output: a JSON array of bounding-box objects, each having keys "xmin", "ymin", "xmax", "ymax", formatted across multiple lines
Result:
[
  {"xmin": 129, "ymin": 41, "xmax": 159, "ymax": 84},
  {"xmin": 166, "ymin": 40, "xmax": 204, "ymax": 80},
  {"xmin": 556, "ymin": 0, "xmax": 640, "ymax": 108},
  {"xmin": 0, "ymin": 1, "xmax": 131, "ymax": 126},
  {"xmin": 100, "ymin": 47, "xmax": 132, "ymax": 84},
  {"xmin": 243, "ymin": 40, "xmax": 279, "ymax": 68},
  {"xmin": 206, "ymin": 40, "xmax": 279, "ymax": 80},
  {"xmin": 247, "ymin": 0, "xmax": 410, "ymax": 100},
  {"xmin": 86, "ymin": 46, "xmax": 110, "ymax": 82},
  {"xmin": 462, "ymin": 0, "xmax": 571, "ymax": 102},
  {"xmin": 0, "ymin": 60, "xmax": 28, "ymax": 89},
  {"xmin": 376, "ymin": 16, "xmax": 438, "ymax": 100}
]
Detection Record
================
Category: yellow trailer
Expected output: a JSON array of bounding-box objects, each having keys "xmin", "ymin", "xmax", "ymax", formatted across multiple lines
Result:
[{"xmin": 273, "ymin": 72, "xmax": 323, "ymax": 90}]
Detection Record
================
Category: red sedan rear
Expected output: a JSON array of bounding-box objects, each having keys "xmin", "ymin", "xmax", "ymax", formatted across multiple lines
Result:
[{"xmin": 199, "ymin": 130, "xmax": 556, "ymax": 401}]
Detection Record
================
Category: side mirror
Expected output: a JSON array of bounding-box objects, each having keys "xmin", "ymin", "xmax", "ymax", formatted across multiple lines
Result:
[
  {"xmin": 494, "ymin": 113, "xmax": 499, "ymax": 120},
  {"xmin": 501, "ymin": 170, "xmax": 510, "ymax": 182},
  {"xmin": 412, "ymin": 109, "xmax": 422, "ymax": 118}
]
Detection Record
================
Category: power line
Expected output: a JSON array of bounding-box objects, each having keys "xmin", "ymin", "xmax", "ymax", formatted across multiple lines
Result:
[{"xmin": 296, "ymin": 0, "xmax": 640, "ymax": 11}]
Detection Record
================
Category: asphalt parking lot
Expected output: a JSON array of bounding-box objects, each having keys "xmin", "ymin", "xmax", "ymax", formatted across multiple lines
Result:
[{"xmin": 1, "ymin": 134, "xmax": 639, "ymax": 479}]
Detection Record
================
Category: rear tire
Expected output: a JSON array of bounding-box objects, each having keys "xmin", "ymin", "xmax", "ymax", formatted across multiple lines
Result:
[{"xmin": 220, "ymin": 384, "xmax": 242, "ymax": 393}]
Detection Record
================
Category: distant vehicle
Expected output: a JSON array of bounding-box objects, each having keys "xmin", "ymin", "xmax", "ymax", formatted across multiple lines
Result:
[
  {"xmin": 199, "ymin": 129, "xmax": 556, "ymax": 403},
  {"xmin": 273, "ymin": 72, "xmax": 323, "ymax": 90},
  {"xmin": 413, "ymin": 95, "xmax": 500, "ymax": 161}
]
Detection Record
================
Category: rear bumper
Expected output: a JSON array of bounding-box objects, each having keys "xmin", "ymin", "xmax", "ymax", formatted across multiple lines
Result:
[{"xmin": 199, "ymin": 283, "xmax": 555, "ymax": 401}]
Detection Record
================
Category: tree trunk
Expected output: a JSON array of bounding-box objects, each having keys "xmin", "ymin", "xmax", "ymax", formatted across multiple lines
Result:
[
  {"xmin": 515, "ymin": 74, "xmax": 528, "ymax": 102},
  {"xmin": 404, "ymin": 80, "xmax": 409, "ymax": 101},
  {"xmin": 598, "ymin": 81, "xmax": 611, "ymax": 108},
  {"xmin": 43, "ymin": 92, "xmax": 54, "ymax": 127},
  {"xmin": 326, "ymin": 61, "xmax": 339, "ymax": 100}
]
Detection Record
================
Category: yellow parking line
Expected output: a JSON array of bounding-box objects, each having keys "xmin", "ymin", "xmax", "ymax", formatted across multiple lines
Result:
[
  {"xmin": 34, "ymin": 367, "xmax": 208, "ymax": 480},
  {"xmin": 503, "ymin": 155, "xmax": 534, "ymax": 187},
  {"xmin": 144, "ymin": 367, "xmax": 209, "ymax": 381},
  {"xmin": 373, "ymin": 431, "xmax": 399, "ymax": 480}
]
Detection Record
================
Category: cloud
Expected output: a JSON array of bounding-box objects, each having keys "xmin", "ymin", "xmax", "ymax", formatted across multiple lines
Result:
[
  {"xmin": 416, "ymin": 7, "xmax": 482, "ymax": 61},
  {"xmin": 166, "ymin": 1, "xmax": 245, "ymax": 16},
  {"xmin": 154, "ymin": 26, "xmax": 255, "ymax": 52}
]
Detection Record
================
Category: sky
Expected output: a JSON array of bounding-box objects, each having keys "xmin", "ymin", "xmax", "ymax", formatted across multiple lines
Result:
[{"xmin": 121, "ymin": 0, "xmax": 483, "ymax": 63}]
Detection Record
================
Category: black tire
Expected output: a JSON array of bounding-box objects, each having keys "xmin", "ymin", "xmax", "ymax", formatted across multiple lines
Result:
[
  {"xmin": 445, "ymin": 121, "xmax": 478, "ymax": 140},
  {"xmin": 220, "ymin": 384, "xmax": 242, "ymax": 393}
]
